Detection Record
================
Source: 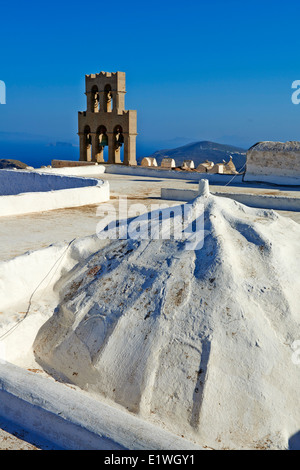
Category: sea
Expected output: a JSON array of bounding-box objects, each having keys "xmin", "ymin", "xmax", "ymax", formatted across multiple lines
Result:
[
  {"xmin": 0, "ymin": 141, "xmax": 80, "ymax": 168},
  {"xmin": 0, "ymin": 140, "xmax": 156, "ymax": 168}
]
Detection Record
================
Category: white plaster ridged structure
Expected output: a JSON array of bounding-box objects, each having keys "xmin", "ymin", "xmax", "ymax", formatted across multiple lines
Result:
[
  {"xmin": 29, "ymin": 189, "xmax": 300, "ymax": 450},
  {"xmin": 207, "ymin": 163, "xmax": 224, "ymax": 174},
  {"xmin": 196, "ymin": 161, "xmax": 214, "ymax": 173},
  {"xmin": 181, "ymin": 160, "xmax": 195, "ymax": 170},
  {"xmin": 141, "ymin": 157, "xmax": 158, "ymax": 167},
  {"xmin": 161, "ymin": 158, "xmax": 176, "ymax": 169}
]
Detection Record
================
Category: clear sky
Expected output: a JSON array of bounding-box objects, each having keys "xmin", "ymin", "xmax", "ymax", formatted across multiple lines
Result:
[{"xmin": 1, "ymin": 0, "xmax": 300, "ymax": 152}]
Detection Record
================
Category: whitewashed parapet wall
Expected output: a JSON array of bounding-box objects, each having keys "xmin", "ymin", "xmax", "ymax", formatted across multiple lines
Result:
[
  {"xmin": 0, "ymin": 170, "xmax": 110, "ymax": 217},
  {"xmin": 244, "ymin": 141, "xmax": 300, "ymax": 185}
]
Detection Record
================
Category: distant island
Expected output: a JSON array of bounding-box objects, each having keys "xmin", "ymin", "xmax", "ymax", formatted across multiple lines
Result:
[
  {"xmin": 139, "ymin": 140, "xmax": 247, "ymax": 172},
  {"xmin": 47, "ymin": 142, "xmax": 77, "ymax": 148},
  {"xmin": 0, "ymin": 159, "xmax": 29, "ymax": 170}
]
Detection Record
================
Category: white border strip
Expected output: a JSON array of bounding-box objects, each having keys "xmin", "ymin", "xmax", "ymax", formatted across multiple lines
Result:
[{"xmin": 0, "ymin": 362, "xmax": 203, "ymax": 450}]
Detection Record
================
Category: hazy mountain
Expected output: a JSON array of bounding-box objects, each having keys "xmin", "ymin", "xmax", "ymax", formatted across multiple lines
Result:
[{"xmin": 140, "ymin": 141, "xmax": 247, "ymax": 172}]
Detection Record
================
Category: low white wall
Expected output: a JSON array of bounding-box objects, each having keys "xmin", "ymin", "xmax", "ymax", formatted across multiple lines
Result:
[
  {"xmin": 104, "ymin": 164, "xmax": 244, "ymax": 183},
  {"xmin": 0, "ymin": 362, "xmax": 203, "ymax": 450},
  {"xmin": 34, "ymin": 163, "xmax": 244, "ymax": 183},
  {"xmin": 161, "ymin": 187, "xmax": 300, "ymax": 211},
  {"xmin": 0, "ymin": 169, "xmax": 102, "ymax": 195},
  {"xmin": 0, "ymin": 170, "xmax": 109, "ymax": 217},
  {"xmin": 37, "ymin": 166, "xmax": 106, "ymax": 176}
]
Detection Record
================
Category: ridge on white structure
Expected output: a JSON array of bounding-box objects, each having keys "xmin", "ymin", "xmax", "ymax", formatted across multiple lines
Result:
[{"xmin": 32, "ymin": 190, "xmax": 300, "ymax": 450}]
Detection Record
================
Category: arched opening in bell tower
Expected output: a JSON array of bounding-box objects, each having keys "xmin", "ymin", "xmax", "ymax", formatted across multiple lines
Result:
[
  {"xmin": 91, "ymin": 85, "xmax": 99, "ymax": 113},
  {"xmin": 114, "ymin": 125, "xmax": 124, "ymax": 163},
  {"xmin": 84, "ymin": 125, "xmax": 92, "ymax": 161},
  {"xmin": 104, "ymin": 84, "xmax": 113, "ymax": 112},
  {"xmin": 97, "ymin": 125, "xmax": 108, "ymax": 162}
]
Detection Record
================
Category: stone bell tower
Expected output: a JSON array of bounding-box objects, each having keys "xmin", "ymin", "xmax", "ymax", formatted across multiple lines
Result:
[{"xmin": 78, "ymin": 71, "xmax": 137, "ymax": 165}]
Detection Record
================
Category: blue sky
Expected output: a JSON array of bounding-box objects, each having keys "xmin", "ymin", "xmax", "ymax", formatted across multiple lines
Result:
[{"xmin": 1, "ymin": 0, "xmax": 300, "ymax": 156}]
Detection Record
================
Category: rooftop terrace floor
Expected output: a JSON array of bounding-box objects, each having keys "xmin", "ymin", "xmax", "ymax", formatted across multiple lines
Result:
[{"xmin": 0, "ymin": 172, "xmax": 299, "ymax": 262}]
